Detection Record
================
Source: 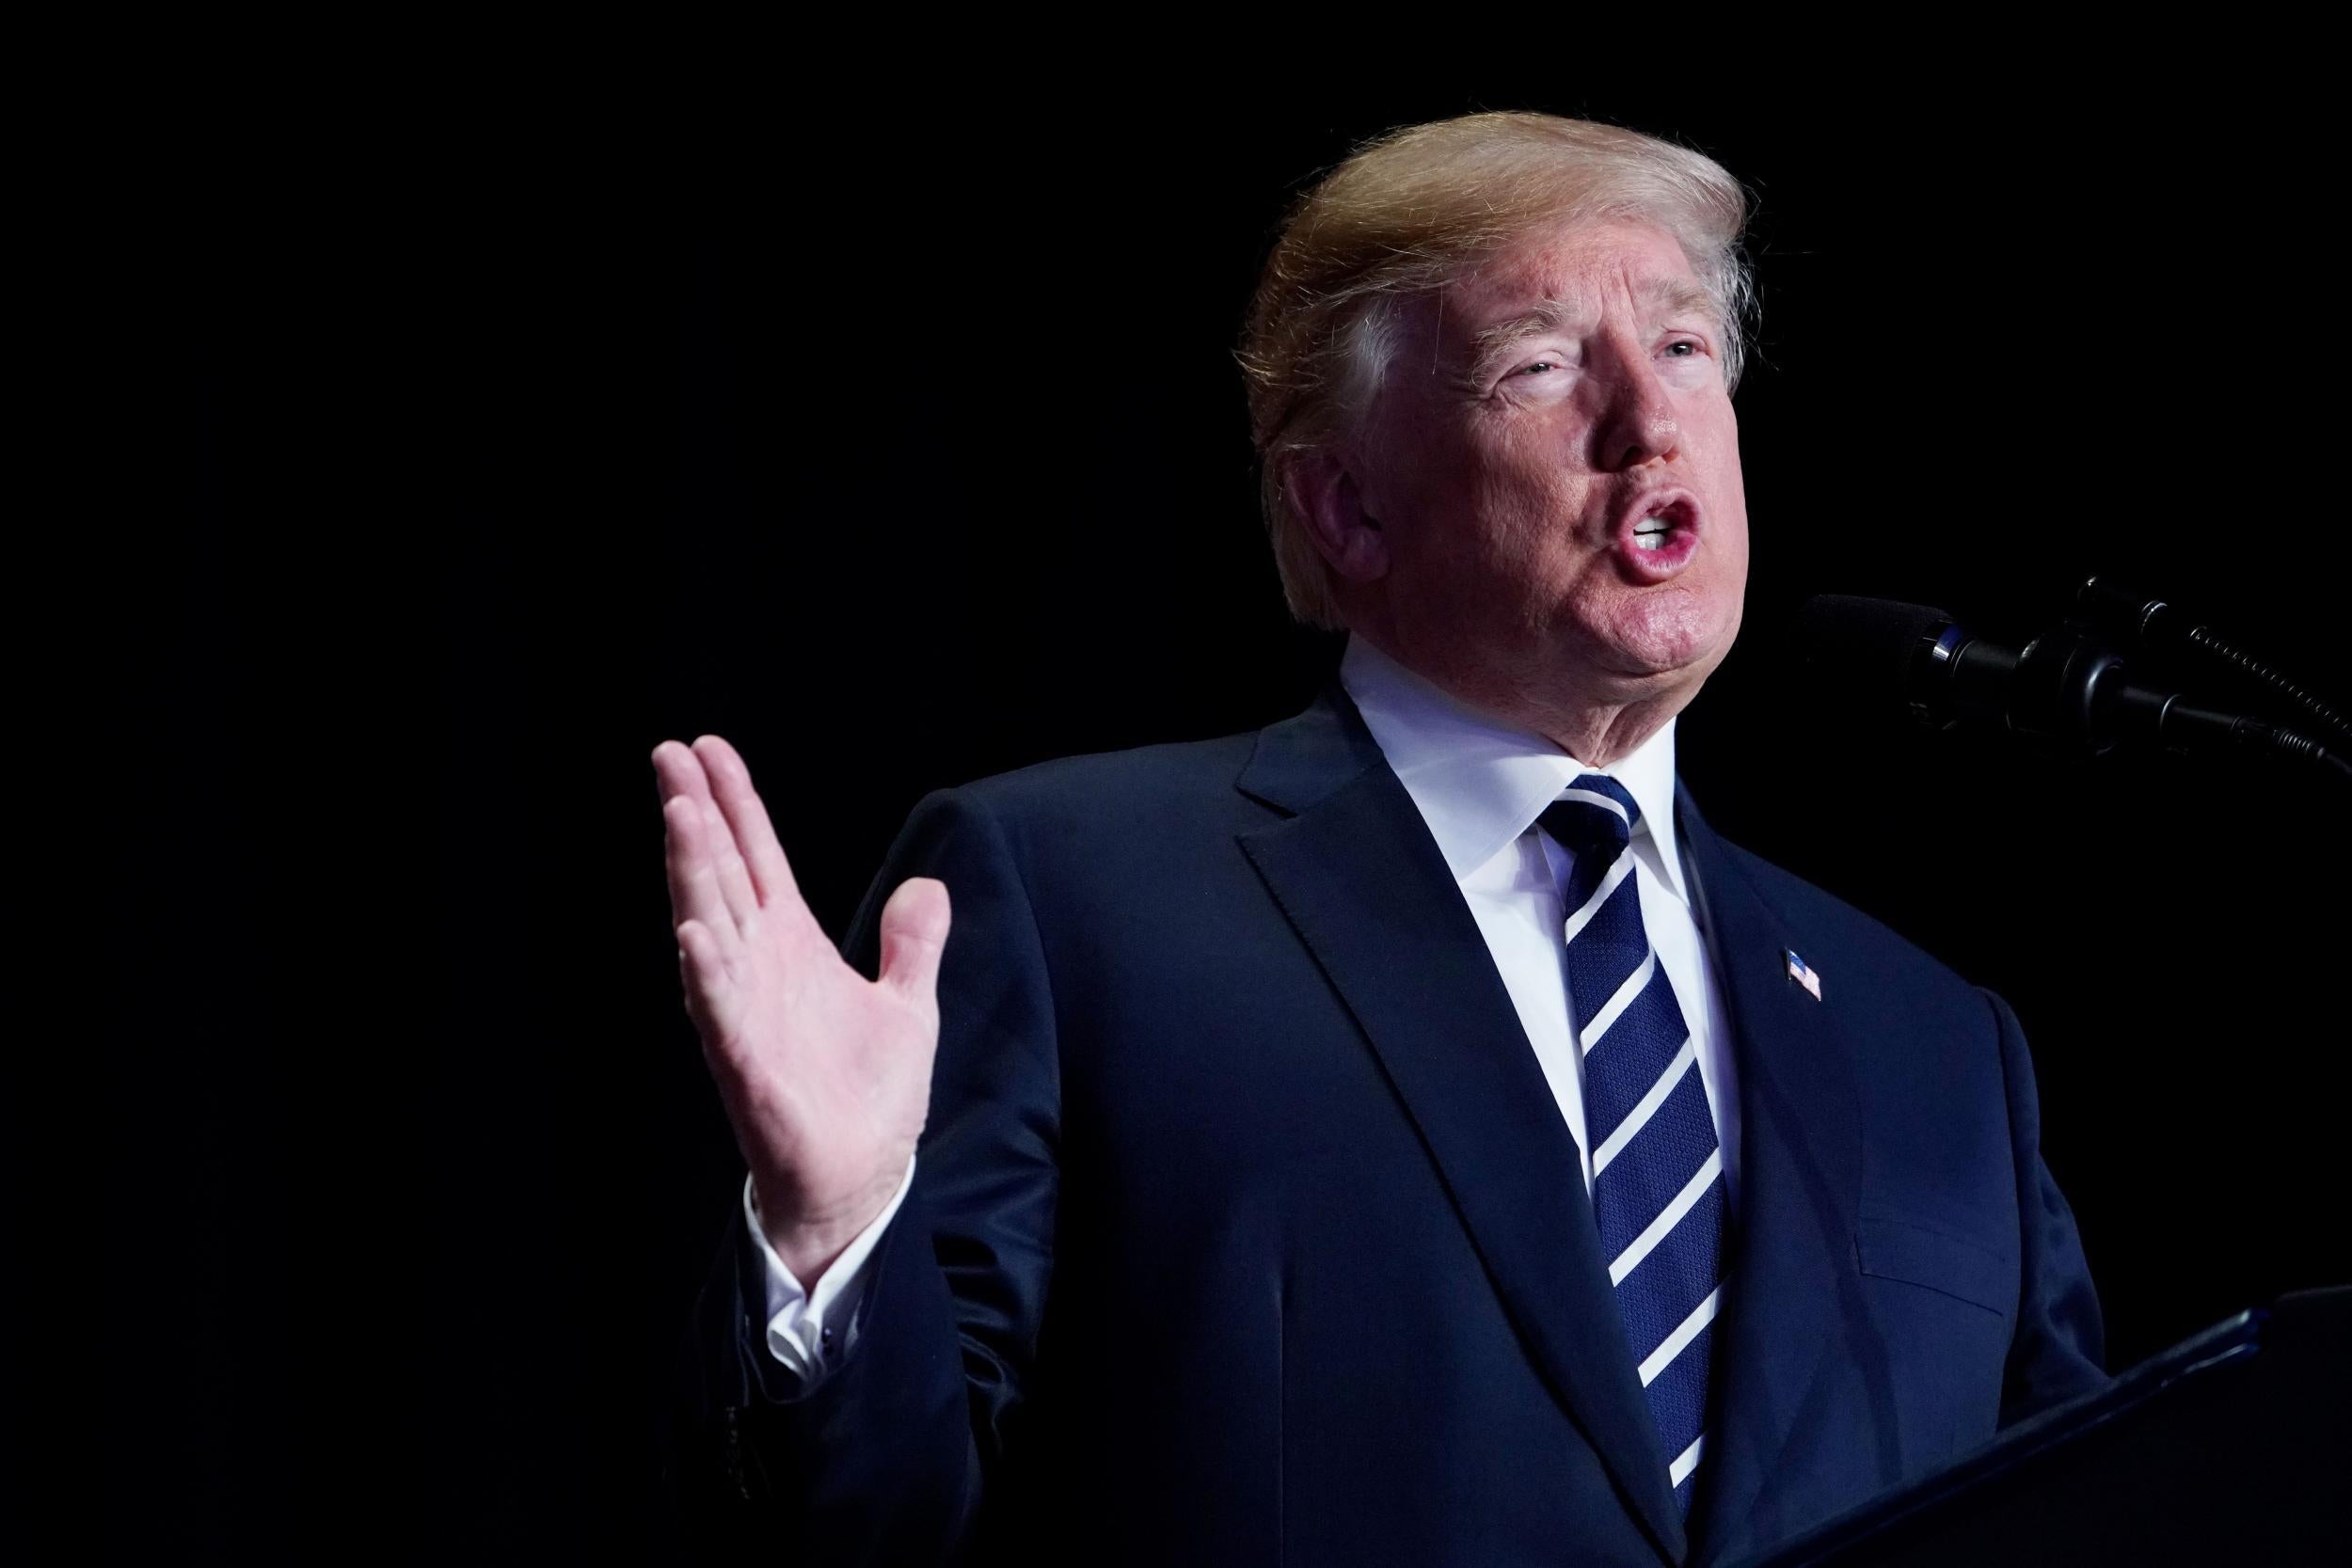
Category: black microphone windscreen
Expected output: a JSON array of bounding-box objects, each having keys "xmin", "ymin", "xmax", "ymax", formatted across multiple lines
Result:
[{"xmin": 1793, "ymin": 594, "xmax": 1954, "ymax": 711}]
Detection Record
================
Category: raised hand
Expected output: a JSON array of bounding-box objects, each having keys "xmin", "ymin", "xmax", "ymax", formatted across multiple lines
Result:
[{"xmin": 654, "ymin": 735, "xmax": 950, "ymax": 1283}]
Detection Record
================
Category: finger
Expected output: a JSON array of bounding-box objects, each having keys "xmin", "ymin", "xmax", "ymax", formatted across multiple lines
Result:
[
  {"xmin": 700, "ymin": 796, "xmax": 762, "ymax": 930},
  {"xmin": 691, "ymin": 735, "xmax": 803, "ymax": 913},
  {"xmin": 656, "ymin": 739, "xmax": 731, "ymax": 840},
  {"xmin": 675, "ymin": 917, "xmax": 731, "ymax": 1040},
  {"xmin": 655, "ymin": 742, "xmax": 751, "ymax": 932},
  {"xmin": 659, "ymin": 738, "xmax": 758, "ymax": 930},
  {"xmin": 651, "ymin": 738, "xmax": 712, "ymax": 812},
  {"xmin": 664, "ymin": 794, "xmax": 741, "ymax": 945},
  {"xmin": 876, "ymin": 877, "xmax": 951, "ymax": 1005}
]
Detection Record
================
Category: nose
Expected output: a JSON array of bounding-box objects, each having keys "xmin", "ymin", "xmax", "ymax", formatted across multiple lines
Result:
[{"xmin": 1588, "ymin": 346, "xmax": 1680, "ymax": 472}]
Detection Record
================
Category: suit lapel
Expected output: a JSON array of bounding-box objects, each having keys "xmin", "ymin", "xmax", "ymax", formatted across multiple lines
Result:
[
  {"xmin": 1673, "ymin": 788, "xmax": 1864, "ymax": 1565},
  {"xmin": 1236, "ymin": 682, "xmax": 1687, "ymax": 1565}
]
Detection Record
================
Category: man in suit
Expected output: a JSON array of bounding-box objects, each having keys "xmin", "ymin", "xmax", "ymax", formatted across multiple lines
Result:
[{"xmin": 655, "ymin": 112, "xmax": 2106, "ymax": 1563}]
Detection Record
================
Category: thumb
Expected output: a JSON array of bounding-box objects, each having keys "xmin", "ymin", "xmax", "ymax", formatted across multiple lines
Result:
[{"xmin": 877, "ymin": 876, "xmax": 952, "ymax": 1004}]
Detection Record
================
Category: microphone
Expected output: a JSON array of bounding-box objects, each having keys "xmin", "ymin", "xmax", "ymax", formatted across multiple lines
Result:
[
  {"xmin": 2074, "ymin": 575, "xmax": 2352, "ymax": 747},
  {"xmin": 1793, "ymin": 594, "xmax": 2351, "ymax": 780}
]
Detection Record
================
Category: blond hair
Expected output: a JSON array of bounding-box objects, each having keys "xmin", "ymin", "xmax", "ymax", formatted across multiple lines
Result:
[{"xmin": 1237, "ymin": 112, "xmax": 1756, "ymax": 629}]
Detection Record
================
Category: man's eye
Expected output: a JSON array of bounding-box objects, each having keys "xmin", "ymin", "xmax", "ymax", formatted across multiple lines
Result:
[
  {"xmin": 1517, "ymin": 360, "xmax": 1561, "ymax": 376},
  {"xmin": 1663, "ymin": 340, "xmax": 1703, "ymax": 358}
]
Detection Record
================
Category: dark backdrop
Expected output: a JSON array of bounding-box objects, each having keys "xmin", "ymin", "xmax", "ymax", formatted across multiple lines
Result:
[{"xmin": 114, "ymin": 73, "xmax": 2347, "ymax": 1556}]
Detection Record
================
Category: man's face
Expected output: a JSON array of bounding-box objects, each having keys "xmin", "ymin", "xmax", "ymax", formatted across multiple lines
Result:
[{"xmin": 1348, "ymin": 218, "xmax": 1750, "ymax": 726}]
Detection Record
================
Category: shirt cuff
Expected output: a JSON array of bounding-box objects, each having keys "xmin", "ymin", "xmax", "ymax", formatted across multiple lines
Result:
[{"xmin": 744, "ymin": 1152, "xmax": 918, "ymax": 1380}]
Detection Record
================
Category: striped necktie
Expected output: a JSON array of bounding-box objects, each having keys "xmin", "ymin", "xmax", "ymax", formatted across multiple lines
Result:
[{"xmin": 1538, "ymin": 774, "xmax": 1726, "ymax": 1513}]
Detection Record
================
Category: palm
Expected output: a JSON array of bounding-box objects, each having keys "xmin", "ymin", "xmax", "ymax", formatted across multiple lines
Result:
[
  {"xmin": 655, "ymin": 734, "xmax": 948, "ymax": 1270},
  {"xmin": 716, "ymin": 882, "xmax": 933, "ymax": 1216}
]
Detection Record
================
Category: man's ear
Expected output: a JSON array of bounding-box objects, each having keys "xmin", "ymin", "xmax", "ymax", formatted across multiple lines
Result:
[{"xmin": 1281, "ymin": 451, "xmax": 1391, "ymax": 584}]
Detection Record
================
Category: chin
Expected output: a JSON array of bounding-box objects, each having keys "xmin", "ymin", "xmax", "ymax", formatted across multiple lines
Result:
[{"xmin": 1586, "ymin": 588, "xmax": 1742, "ymax": 683}]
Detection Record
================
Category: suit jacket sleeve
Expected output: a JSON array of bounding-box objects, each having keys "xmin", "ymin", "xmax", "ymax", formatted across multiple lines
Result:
[
  {"xmin": 1986, "ymin": 987, "xmax": 2107, "ymax": 1423},
  {"xmin": 665, "ymin": 784, "xmax": 1060, "ymax": 1561}
]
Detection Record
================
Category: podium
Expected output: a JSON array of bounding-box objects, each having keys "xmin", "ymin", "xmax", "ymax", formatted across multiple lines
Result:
[{"xmin": 1733, "ymin": 1288, "xmax": 2349, "ymax": 1566}]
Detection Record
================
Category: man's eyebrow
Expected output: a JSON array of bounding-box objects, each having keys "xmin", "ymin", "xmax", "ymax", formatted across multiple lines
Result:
[
  {"xmin": 1641, "ymin": 276, "xmax": 1721, "ymax": 325},
  {"xmin": 1467, "ymin": 299, "xmax": 1578, "ymax": 368},
  {"xmin": 1464, "ymin": 277, "xmax": 1723, "ymax": 368}
]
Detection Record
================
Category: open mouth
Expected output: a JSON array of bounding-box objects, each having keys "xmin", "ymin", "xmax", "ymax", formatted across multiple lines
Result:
[{"xmin": 1613, "ymin": 494, "xmax": 1702, "ymax": 580}]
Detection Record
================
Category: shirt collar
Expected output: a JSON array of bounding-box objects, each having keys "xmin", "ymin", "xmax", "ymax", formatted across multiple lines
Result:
[{"xmin": 1338, "ymin": 633, "xmax": 1690, "ymax": 904}]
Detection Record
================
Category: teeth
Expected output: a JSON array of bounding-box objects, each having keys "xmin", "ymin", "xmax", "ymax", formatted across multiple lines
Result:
[{"xmin": 1635, "ymin": 533, "xmax": 1664, "ymax": 550}]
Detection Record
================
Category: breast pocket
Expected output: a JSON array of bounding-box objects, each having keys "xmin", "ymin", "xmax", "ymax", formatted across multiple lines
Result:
[{"xmin": 1856, "ymin": 1214, "xmax": 2016, "ymax": 1318}]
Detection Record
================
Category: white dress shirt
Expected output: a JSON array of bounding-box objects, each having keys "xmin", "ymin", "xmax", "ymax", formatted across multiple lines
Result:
[
  {"xmin": 752, "ymin": 632, "xmax": 1741, "ymax": 1380},
  {"xmin": 744, "ymin": 1153, "xmax": 915, "ymax": 1379}
]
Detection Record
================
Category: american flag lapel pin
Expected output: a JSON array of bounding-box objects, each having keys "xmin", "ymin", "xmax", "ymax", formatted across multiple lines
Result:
[{"xmin": 1785, "ymin": 948, "xmax": 1822, "ymax": 1001}]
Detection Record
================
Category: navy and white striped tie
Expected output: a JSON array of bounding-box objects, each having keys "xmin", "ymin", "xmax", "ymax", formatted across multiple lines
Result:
[{"xmin": 1539, "ymin": 774, "xmax": 1726, "ymax": 1513}]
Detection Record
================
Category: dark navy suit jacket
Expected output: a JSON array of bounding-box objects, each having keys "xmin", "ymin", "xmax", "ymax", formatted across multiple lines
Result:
[{"xmin": 670, "ymin": 678, "xmax": 2106, "ymax": 1565}]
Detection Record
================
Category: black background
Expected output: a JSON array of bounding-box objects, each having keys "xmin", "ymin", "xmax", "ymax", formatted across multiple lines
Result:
[{"xmin": 113, "ymin": 70, "xmax": 2347, "ymax": 1556}]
